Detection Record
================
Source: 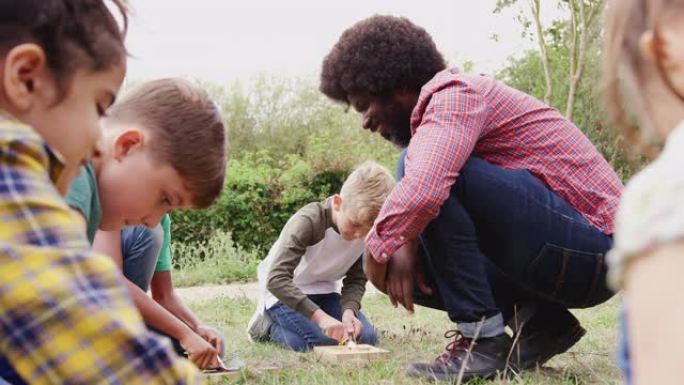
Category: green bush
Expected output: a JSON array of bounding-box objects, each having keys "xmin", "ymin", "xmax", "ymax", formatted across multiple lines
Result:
[
  {"xmin": 170, "ymin": 76, "xmax": 399, "ymax": 265},
  {"xmin": 171, "ymin": 152, "xmax": 353, "ymax": 262}
]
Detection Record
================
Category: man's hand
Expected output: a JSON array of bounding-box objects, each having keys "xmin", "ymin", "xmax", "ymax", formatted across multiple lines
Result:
[
  {"xmin": 341, "ymin": 309, "xmax": 363, "ymax": 339},
  {"xmin": 386, "ymin": 240, "xmax": 432, "ymax": 313},
  {"xmin": 363, "ymin": 250, "xmax": 388, "ymax": 293},
  {"xmin": 196, "ymin": 324, "xmax": 224, "ymax": 356},
  {"xmin": 179, "ymin": 330, "xmax": 219, "ymax": 369}
]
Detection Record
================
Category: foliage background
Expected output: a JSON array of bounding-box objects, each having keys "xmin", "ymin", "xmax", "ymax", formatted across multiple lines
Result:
[{"xmin": 170, "ymin": 1, "xmax": 638, "ymax": 281}]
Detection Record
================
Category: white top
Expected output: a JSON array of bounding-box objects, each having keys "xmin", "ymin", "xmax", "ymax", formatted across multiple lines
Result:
[
  {"xmin": 256, "ymin": 221, "xmax": 365, "ymax": 312},
  {"xmin": 608, "ymin": 121, "xmax": 684, "ymax": 288},
  {"xmin": 257, "ymin": 227, "xmax": 364, "ymax": 309}
]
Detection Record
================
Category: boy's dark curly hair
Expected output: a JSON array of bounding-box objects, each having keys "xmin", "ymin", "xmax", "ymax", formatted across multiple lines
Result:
[{"xmin": 320, "ymin": 15, "xmax": 446, "ymax": 103}]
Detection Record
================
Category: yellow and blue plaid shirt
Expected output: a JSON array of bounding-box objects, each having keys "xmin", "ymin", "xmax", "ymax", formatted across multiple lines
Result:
[{"xmin": 0, "ymin": 113, "xmax": 201, "ymax": 384}]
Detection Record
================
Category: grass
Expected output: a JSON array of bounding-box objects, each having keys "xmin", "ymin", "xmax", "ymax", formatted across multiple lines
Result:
[
  {"xmin": 172, "ymin": 232, "xmax": 623, "ymax": 384},
  {"xmin": 187, "ymin": 292, "xmax": 622, "ymax": 385},
  {"xmin": 172, "ymin": 230, "xmax": 261, "ymax": 287}
]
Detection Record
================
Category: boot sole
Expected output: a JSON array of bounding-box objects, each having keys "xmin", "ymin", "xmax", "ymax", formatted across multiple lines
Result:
[{"xmin": 519, "ymin": 324, "xmax": 586, "ymax": 370}]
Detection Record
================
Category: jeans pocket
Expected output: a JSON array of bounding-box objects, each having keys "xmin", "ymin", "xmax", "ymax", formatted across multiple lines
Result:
[{"xmin": 526, "ymin": 243, "xmax": 609, "ymax": 307}]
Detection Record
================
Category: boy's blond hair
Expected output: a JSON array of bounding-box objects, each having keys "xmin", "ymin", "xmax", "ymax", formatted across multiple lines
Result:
[
  {"xmin": 339, "ymin": 160, "xmax": 396, "ymax": 225},
  {"xmin": 104, "ymin": 78, "xmax": 227, "ymax": 208}
]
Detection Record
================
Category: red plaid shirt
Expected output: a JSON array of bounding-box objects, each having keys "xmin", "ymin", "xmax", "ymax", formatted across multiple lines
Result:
[{"xmin": 366, "ymin": 68, "xmax": 624, "ymax": 263}]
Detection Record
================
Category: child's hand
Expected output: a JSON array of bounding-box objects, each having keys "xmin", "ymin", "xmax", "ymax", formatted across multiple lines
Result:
[
  {"xmin": 342, "ymin": 309, "xmax": 363, "ymax": 339},
  {"xmin": 180, "ymin": 330, "xmax": 219, "ymax": 370},
  {"xmin": 311, "ymin": 309, "xmax": 346, "ymax": 342},
  {"xmin": 196, "ymin": 325, "xmax": 224, "ymax": 356}
]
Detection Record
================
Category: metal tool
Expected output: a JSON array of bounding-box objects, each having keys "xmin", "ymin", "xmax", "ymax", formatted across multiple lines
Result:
[
  {"xmin": 345, "ymin": 331, "xmax": 357, "ymax": 350},
  {"xmin": 216, "ymin": 356, "xmax": 230, "ymax": 371},
  {"xmin": 203, "ymin": 352, "xmax": 245, "ymax": 374}
]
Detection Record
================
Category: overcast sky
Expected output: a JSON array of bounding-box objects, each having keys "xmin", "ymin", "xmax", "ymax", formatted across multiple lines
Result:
[{"xmin": 124, "ymin": 1, "xmax": 563, "ymax": 85}]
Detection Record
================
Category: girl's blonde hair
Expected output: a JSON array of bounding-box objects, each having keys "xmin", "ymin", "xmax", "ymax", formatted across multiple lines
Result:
[{"xmin": 603, "ymin": 0, "xmax": 684, "ymax": 157}]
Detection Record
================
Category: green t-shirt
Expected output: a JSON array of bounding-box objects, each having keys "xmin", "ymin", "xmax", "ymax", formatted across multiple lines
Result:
[
  {"xmin": 155, "ymin": 214, "xmax": 172, "ymax": 272},
  {"xmin": 66, "ymin": 164, "xmax": 172, "ymax": 271},
  {"xmin": 65, "ymin": 163, "xmax": 101, "ymax": 243}
]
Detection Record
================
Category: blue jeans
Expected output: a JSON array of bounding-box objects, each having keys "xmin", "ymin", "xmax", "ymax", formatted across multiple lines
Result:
[
  {"xmin": 0, "ymin": 355, "xmax": 24, "ymax": 385},
  {"xmin": 121, "ymin": 225, "xmax": 226, "ymax": 357},
  {"xmin": 267, "ymin": 293, "xmax": 379, "ymax": 352},
  {"xmin": 121, "ymin": 225, "xmax": 164, "ymax": 292},
  {"xmin": 618, "ymin": 306, "xmax": 631, "ymax": 384},
  {"xmin": 397, "ymin": 152, "xmax": 614, "ymax": 338}
]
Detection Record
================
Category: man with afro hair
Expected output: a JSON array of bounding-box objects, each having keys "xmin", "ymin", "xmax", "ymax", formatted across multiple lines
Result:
[{"xmin": 320, "ymin": 15, "xmax": 623, "ymax": 382}]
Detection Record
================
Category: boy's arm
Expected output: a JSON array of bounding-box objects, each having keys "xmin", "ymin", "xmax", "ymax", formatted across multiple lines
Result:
[
  {"xmin": 93, "ymin": 231, "xmax": 194, "ymax": 339},
  {"xmin": 150, "ymin": 271, "xmax": 224, "ymax": 354},
  {"xmin": 94, "ymin": 230, "xmax": 219, "ymax": 368},
  {"xmin": 340, "ymin": 255, "xmax": 367, "ymax": 315},
  {"xmin": 0, "ymin": 128, "xmax": 200, "ymax": 383},
  {"xmin": 150, "ymin": 271, "xmax": 202, "ymax": 331},
  {"xmin": 266, "ymin": 205, "xmax": 325, "ymax": 318},
  {"xmin": 151, "ymin": 215, "xmax": 221, "ymax": 348}
]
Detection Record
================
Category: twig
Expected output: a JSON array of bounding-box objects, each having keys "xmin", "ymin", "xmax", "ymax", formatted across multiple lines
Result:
[
  {"xmin": 566, "ymin": 351, "xmax": 610, "ymax": 357},
  {"xmin": 501, "ymin": 305, "xmax": 524, "ymax": 384},
  {"xmin": 456, "ymin": 317, "xmax": 485, "ymax": 385}
]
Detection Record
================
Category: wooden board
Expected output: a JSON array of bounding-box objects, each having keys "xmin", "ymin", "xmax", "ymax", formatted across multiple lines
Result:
[
  {"xmin": 313, "ymin": 344, "xmax": 389, "ymax": 364},
  {"xmin": 204, "ymin": 366, "xmax": 281, "ymax": 383}
]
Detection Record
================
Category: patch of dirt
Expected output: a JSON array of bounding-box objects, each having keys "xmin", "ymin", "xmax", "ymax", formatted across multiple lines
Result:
[
  {"xmin": 177, "ymin": 281, "xmax": 381, "ymax": 302},
  {"xmin": 177, "ymin": 281, "xmax": 260, "ymax": 302}
]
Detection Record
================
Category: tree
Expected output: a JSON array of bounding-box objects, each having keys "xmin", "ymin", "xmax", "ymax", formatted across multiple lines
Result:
[
  {"xmin": 494, "ymin": 0, "xmax": 603, "ymax": 120},
  {"xmin": 565, "ymin": 0, "xmax": 602, "ymax": 120},
  {"xmin": 496, "ymin": 1, "xmax": 635, "ymax": 180}
]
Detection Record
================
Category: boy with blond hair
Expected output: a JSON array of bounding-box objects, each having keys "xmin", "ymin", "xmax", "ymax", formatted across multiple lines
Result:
[
  {"xmin": 66, "ymin": 78, "xmax": 228, "ymax": 370},
  {"xmin": 248, "ymin": 161, "xmax": 396, "ymax": 351}
]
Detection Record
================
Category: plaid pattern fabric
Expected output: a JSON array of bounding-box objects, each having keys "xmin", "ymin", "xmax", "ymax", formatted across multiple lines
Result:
[
  {"xmin": 367, "ymin": 69, "xmax": 624, "ymax": 263},
  {"xmin": 0, "ymin": 114, "xmax": 201, "ymax": 384}
]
